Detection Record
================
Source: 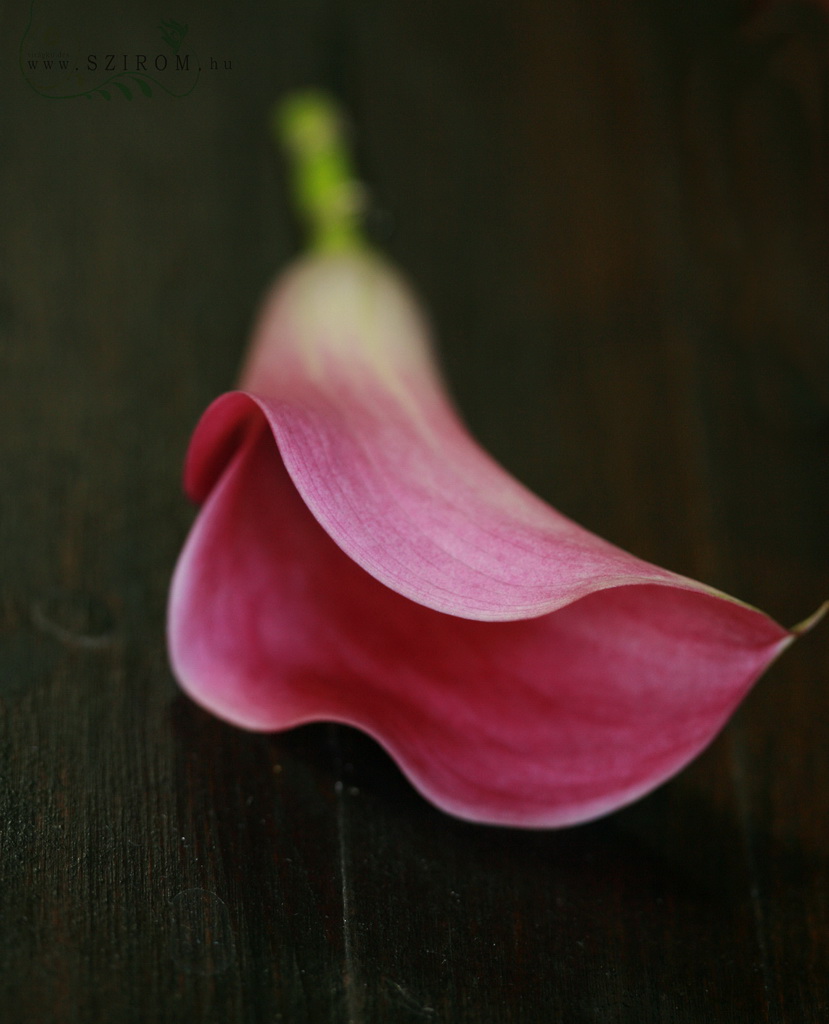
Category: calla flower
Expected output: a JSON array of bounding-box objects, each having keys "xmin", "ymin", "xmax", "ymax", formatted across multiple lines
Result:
[{"xmin": 168, "ymin": 94, "xmax": 823, "ymax": 828}]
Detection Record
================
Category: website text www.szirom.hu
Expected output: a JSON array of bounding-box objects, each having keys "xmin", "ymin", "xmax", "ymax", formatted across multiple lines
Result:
[{"xmin": 24, "ymin": 54, "xmax": 232, "ymax": 72}]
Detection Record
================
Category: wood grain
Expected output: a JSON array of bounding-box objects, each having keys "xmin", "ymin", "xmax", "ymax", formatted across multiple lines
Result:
[{"xmin": 1, "ymin": 1, "xmax": 827, "ymax": 1020}]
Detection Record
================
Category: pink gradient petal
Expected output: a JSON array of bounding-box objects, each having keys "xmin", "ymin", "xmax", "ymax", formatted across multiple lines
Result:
[
  {"xmin": 168, "ymin": 250, "xmax": 819, "ymax": 827},
  {"xmin": 184, "ymin": 255, "xmax": 735, "ymax": 623},
  {"xmin": 169, "ymin": 414, "xmax": 795, "ymax": 827}
]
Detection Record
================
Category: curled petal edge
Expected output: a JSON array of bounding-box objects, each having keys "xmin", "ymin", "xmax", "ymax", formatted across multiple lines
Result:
[
  {"xmin": 183, "ymin": 386, "xmax": 777, "ymax": 624},
  {"xmin": 168, "ymin": 387, "xmax": 824, "ymax": 828}
]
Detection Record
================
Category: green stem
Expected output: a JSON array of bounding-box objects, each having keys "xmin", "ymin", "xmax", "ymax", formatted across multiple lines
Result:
[{"xmin": 274, "ymin": 91, "xmax": 367, "ymax": 255}]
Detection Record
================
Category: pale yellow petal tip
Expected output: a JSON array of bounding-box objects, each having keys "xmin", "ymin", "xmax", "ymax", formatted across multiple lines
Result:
[{"xmin": 791, "ymin": 600, "xmax": 829, "ymax": 636}]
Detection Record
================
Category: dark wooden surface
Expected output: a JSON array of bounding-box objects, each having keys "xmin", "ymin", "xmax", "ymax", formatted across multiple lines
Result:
[{"xmin": 2, "ymin": 1, "xmax": 828, "ymax": 1021}]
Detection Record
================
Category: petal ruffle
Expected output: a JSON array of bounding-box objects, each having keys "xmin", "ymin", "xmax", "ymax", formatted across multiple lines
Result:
[
  {"xmin": 184, "ymin": 254, "xmax": 740, "ymax": 623},
  {"xmin": 169, "ymin": 399, "xmax": 795, "ymax": 828}
]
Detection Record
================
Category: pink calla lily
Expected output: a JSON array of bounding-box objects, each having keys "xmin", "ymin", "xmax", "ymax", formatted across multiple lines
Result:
[{"xmin": 167, "ymin": 95, "xmax": 823, "ymax": 828}]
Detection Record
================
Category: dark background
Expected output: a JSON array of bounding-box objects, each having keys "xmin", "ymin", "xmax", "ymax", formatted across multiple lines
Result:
[{"xmin": 2, "ymin": 1, "xmax": 828, "ymax": 1021}]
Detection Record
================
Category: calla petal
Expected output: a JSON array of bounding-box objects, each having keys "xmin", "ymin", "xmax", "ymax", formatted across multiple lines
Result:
[
  {"xmin": 168, "ymin": 249, "xmax": 817, "ymax": 828},
  {"xmin": 187, "ymin": 253, "xmax": 729, "ymax": 622}
]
